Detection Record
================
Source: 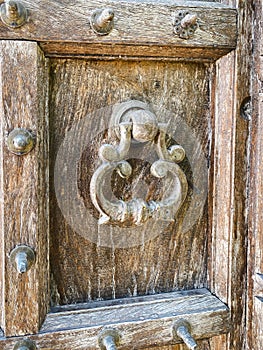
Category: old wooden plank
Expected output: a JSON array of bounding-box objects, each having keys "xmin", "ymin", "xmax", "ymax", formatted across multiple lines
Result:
[
  {"xmin": 209, "ymin": 51, "xmax": 235, "ymax": 303},
  {"xmin": 0, "ymin": 41, "xmax": 49, "ymax": 336},
  {"xmin": 247, "ymin": 1, "xmax": 263, "ymax": 349},
  {"xmin": 210, "ymin": 0, "xmax": 253, "ymax": 349},
  {"xmin": 0, "ymin": 288, "xmax": 230, "ymax": 349},
  {"xmin": 0, "ymin": 0, "xmax": 237, "ymax": 59}
]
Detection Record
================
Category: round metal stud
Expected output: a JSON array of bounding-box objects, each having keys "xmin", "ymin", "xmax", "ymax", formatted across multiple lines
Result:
[
  {"xmin": 13, "ymin": 339, "xmax": 36, "ymax": 350},
  {"xmin": 7, "ymin": 128, "xmax": 35, "ymax": 155},
  {"xmin": 0, "ymin": 0, "xmax": 27, "ymax": 28},
  {"xmin": 90, "ymin": 8, "xmax": 114, "ymax": 35},
  {"xmin": 10, "ymin": 245, "xmax": 36, "ymax": 274}
]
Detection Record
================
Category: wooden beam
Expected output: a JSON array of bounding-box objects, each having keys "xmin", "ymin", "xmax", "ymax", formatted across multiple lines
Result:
[
  {"xmin": 0, "ymin": 41, "xmax": 49, "ymax": 336},
  {"xmin": 0, "ymin": 0, "xmax": 237, "ymax": 60},
  {"xmin": 0, "ymin": 288, "xmax": 230, "ymax": 349},
  {"xmin": 247, "ymin": 1, "xmax": 263, "ymax": 349},
  {"xmin": 209, "ymin": 0, "xmax": 253, "ymax": 349}
]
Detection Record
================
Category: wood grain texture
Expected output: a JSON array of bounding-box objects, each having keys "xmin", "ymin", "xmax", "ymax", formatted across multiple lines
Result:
[
  {"xmin": 40, "ymin": 43, "xmax": 233, "ymax": 62},
  {"xmin": 0, "ymin": 0, "xmax": 237, "ymax": 60},
  {"xmin": 209, "ymin": 0, "xmax": 253, "ymax": 349},
  {"xmin": 0, "ymin": 41, "xmax": 49, "ymax": 336},
  {"xmin": 246, "ymin": 0, "xmax": 263, "ymax": 349},
  {"xmin": 49, "ymin": 59, "xmax": 210, "ymax": 307},
  {"xmin": 0, "ymin": 2, "xmax": 254, "ymax": 349},
  {"xmin": 0, "ymin": 288, "xmax": 230, "ymax": 349}
]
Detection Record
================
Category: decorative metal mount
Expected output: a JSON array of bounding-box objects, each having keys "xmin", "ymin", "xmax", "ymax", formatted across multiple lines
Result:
[
  {"xmin": 90, "ymin": 100, "xmax": 188, "ymax": 227},
  {"xmin": 173, "ymin": 11, "xmax": 198, "ymax": 39}
]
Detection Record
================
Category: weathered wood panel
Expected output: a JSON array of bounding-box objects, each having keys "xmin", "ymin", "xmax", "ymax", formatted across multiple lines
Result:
[
  {"xmin": 209, "ymin": 0, "xmax": 253, "ymax": 349},
  {"xmin": 247, "ymin": 0, "xmax": 263, "ymax": 349},
  {"xmin": 49, "ymin": 59, "xmax": 210, "ymax": 306},
  {"xmin": 0, "ymin": 0, "xmax": 258, "ymax": 349},
  {"xmin": 0, "ymin": 289, "xmax": 230, "ymax": 349},
  {"xmin": 0, "ymin": 0, "xmax": 237, "ymax": 60},
  {"xmin": 0, "ymin": 41, "xmax": 49, "ymax": 336}
]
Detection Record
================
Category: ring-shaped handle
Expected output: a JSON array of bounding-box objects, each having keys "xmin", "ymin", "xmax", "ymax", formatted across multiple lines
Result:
[{"xmin": 90, "ymin": 101, "xmax": 188, "ymax": 227}]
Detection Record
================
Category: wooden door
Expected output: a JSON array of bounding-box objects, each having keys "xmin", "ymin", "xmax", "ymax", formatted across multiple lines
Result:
[{"xmin": 0, "ymin": 0, "xmax": 260, "ymax": 349}]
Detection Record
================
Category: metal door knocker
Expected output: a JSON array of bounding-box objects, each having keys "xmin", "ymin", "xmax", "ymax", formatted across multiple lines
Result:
[{"xmin": 90, "ymin": 100, "xmax": 188, "ymax": 227}]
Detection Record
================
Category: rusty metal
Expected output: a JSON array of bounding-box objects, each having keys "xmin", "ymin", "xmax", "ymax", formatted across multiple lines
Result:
[
  {"xmin": 90, "ymin": 8, "xmax": 114, "ymax": 35},
  {"xmin": 173, "ymin": 11, "xmax": 198, "ymax": 39},
  {"xmin": 7, "ymin": 128, "xmax": 35, "ymax": 155},
  {"xmin": 10, "ymin": 245, "xmax": 35, "ymax": 274},
  {"xmin": 0, "ymin": 0, "xmax": 27, "ymax": 28},
  {"xmin": 173, "ymin": 320, "xmax": 198, "ymax": 350}
]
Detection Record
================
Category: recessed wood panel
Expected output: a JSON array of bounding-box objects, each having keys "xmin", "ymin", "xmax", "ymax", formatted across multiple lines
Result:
[{"xmin": 49, "ymin": 58, "xmax": 210, "ymax": 306}]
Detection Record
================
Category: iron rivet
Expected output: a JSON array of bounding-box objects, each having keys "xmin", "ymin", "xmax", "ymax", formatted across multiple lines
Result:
[
  {"xmin": 173, "ymin": 320, "xmax": 198, "ymax": 350},
  {"xmin": 7, "ymin": 128, "xmax": 35, "ymax": 155},
  {"xmin": 98, "ymin": 329, "xmax": 121, "ymax": 350},
  {"xmin": 0, "ymin": 0, "xmax": 27, "ymax": 28},
  {"xmin": 90, "ymin": 8, "xmax": 114, "ymax": 35},
  {"xmin": 10, "ymin": 245, "xmax": 35, "ymax": 274}
]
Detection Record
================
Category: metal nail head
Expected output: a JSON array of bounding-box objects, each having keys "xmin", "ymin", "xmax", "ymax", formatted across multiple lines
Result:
[
  {"xmin": 10, "ymin": 245, "xmax": 35, "ymax": 274},
  {"xmin": 0, "ymin": 0, "xmax": 27, "ymax": 28},
  {"xmin": 7, "ymin": 128, "xmax": 35, "ymax": 155},
  {"xmin": 90, "ymin": 8, "xmax": 114, "ymax": 35}
]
